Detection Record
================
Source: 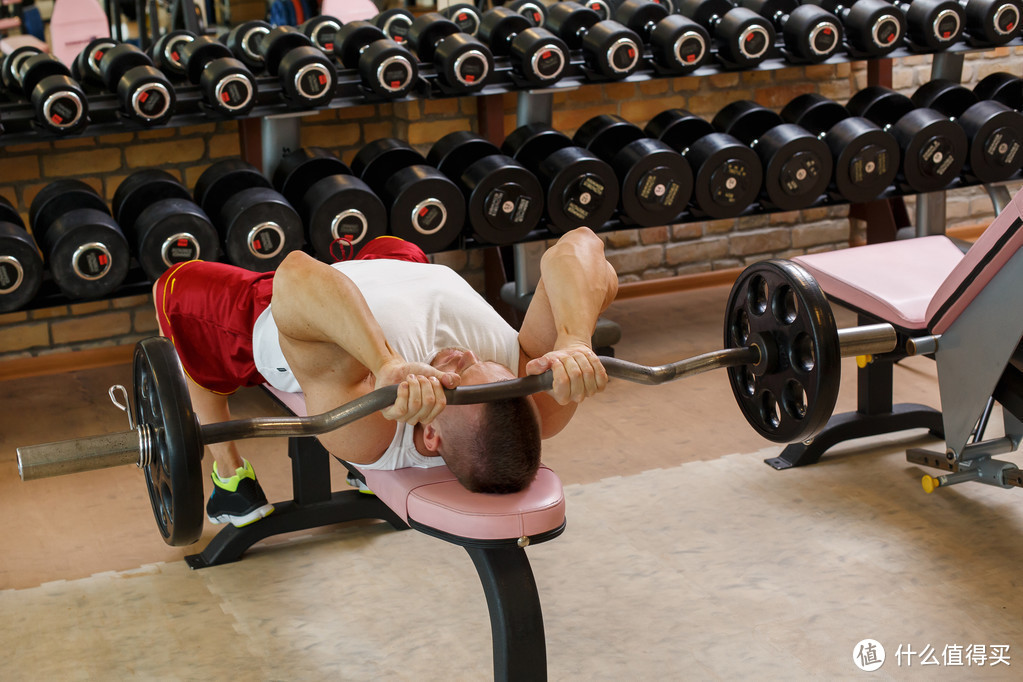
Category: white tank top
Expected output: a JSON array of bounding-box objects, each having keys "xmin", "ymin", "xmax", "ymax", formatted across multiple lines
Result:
[{"xmin": 251, "ymin": 259, "xmax": 521, "ymax": 469}]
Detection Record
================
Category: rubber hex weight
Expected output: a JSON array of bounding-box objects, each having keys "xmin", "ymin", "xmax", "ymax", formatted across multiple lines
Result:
[
  {"xmin": 257, "ymin": 27, "xmax": 336, "ymax": 107},
  {"xmin": 427, "ymin": 131, "xmax": 544, "ymax": 245},
  {"xmin": 546, "ymin": 2, "xmax": 644, "ymax": 79},
  {"xmin": 912, "ymin": 79, "xmax": 1023, "ymax": 182},
  {"xmin": 112, "ymin": 170, "xmax": 220, "ymax": 280},
  {"xmin": 738, "ymin": 0, "xmax": 844, "ymax": 62},
  {"xmin": 712, "ymin": 101, "xmax": 832, "ymax": 210},
  {"xmin": 272, "ymin": 147, "xmax": 387, "ymax": 260},
  {"xmin": 780, "ymin": 93, "xmax": 898, "ymax": 202},
  {"xmin": 573, "ymin": 114, "xmax": 694, "ymax": 225},
  {"xmin": 194, "ymin": 160, "xmax": 304, "ymax": 271},
  {"xmin": 615, "ymin": 0, "xmax": 711, "ymax": 74},
  {"xmin": 478, "ymin": 7, "xmax": 571, "ymax": 86},
  {"xmin": 675, "ymin": 0, "xmax": 777, "ymax": 68},
  {"xmin": 846, "ymin": 86, "xmax": 967, "ymax": 192},
  {"xmin": 98, "ymin": 43, "xmax": 175, "ymax": 126},
  {"xmin": 408, "ymin": 13, "xmax": 494, "ymax": 92},
  {"xmin": 30, "ymin": 180, "xmax": 129, "ymax": 299},
  {"xmin": 351, "ymin": 138, "xmax": 465, "ymax": 252},
  {"xmin": 644, "ymin": 109, "xmax": 762, "ymax": 219},
  {"xmin": 335, "ymin": 21, "xmax": 419, "ymax": 98},
  {"xmin": 501, "ymin": 123, "xmax": 620, "ymax": 234},
  {"xmin": 0, "ymin": 197, "xmax": 43, "ymax": 312}
]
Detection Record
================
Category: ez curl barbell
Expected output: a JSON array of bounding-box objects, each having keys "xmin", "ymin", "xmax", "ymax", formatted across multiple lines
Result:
[{"xmin": 16, "ymin": 260, "xmax": 898, "ymax": 547}]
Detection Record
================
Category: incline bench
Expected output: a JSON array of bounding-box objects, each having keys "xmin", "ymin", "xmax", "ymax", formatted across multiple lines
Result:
[{"xmin": 185, "ymin": 386, "xmax": 567, "ymax": 681}]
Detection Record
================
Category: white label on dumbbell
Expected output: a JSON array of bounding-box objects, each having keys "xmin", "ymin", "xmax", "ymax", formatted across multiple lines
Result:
[
  {"xmin": 161, "ymin": 233, "xmax": 200, "ymax": 267},
  {"xmin": 331, "ymin": 209, "xmax": 369, "ymax": 244},
  {"xmin": 501, "ymin": 200, "xmax": 515, "ymax": 214},
  {"xmin": 132, "ymin": 82, "xmax": 172, "ymax": 121},
  {"xmin": 607, "ymin": 38, "xmax": 640, "ymax": 74},
  {"xmin": 865, "ymin": 160, "xmax": 876, "ymax": 173},
  {"xmin": 72, "ymin": 242, "xmax": 112, "ymax": 280},
  {"xmin": 247, "ymin": 222, "xmax": 286, "ymax": 259},
  {"xmin": 0, "ymin": 255, "xmax": 24, "ymax": 293},
  {"xmin": 411, "ymin": 198, "xmax": 447, "ymax": 235},
  {"xmin": 796, "ymin": 169, "xmax": 807, "ymax": 181},
  {"xmin": 42, "ymin": 91, "xmax": 83, "ymax": 130},
  {"xmin": 654, "ymin": 183, "xmax": 666, "ymax": 197},
  {"xmin": 379, "ymin": 55, "xmax": 413, "ymax": 92},
  {"xmin": 725, "ymin": 177, "xmax": 738, "ymax": 190},
  {"xmin": 578, "ymin": 192, "xmax": 592, "ymax": 205},
  {"xmin": 215, "ymin": 74, "xmax": 254, "ymax": 111}
]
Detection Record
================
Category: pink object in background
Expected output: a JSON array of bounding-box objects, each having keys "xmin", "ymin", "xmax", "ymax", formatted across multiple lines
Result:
[
  {"xmin": 49, "ymin": 0, "xmax": 110, "ymax": 66},
  {"xmin": 320, "ymin": 0, "xmax": 378, "ymax": 22}
]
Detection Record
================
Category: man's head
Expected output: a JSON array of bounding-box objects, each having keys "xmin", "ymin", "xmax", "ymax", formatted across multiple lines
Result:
[{"xmin": 423, "ymin": 349, "xmax": 542, "ymax": 493}]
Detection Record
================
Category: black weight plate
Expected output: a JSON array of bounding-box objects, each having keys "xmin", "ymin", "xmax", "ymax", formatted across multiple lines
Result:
[
  {"xmin": 573, "ymin": 114, "xmax": 645, "ymax": 156},
  {"xmin": 613, "ymin": 138, "xmax": 693, "ymax": 226},
  {"xmin": 220, "ymin": 187, "xmax": 304, "ymax": 271},
  {"xmin": 844, "ymin": 0, "xmax": 904, "ymax": 55},
  {"xmin": 193, "ymin": 159, "xmax": 272, "ymax": 223},
  {"xmin": 19, "ymin": 54, "xmax": 70, "ymax": 94},
  {"xmin": 30, "ymin": 179, "xmax": 109, "ymax": 233},
  {"xmin": 756, "ymin": 125, "xmax": 832, "ymax": 211},
  {"xmin": 780, "ymin": 93, "xmax": 848, "ymax": 134},
  {"xmin": 225, "ymin": 20, "xmax": 272, "ymax": 71},
  {"xmin": 113, "ymin": 169, "xmax": 191, "ymax": 234},
  {"xmin": 974, "ymin": 72, "xmax": 1022, "ymax": 110},
  {"xmin": 617, "ymin": 0, "xmax": 670, "ymax": 37},
  {"xmin": 426, "ymin": 130, "xmax": 501, "ymax": 178},
  {"xmin": 724, "ymin": 259, "xmax": 840, "ymax": 443},
  {"xmin": 892, "ymin": 108, "xmax": 967, "ymax": 192},
  {"xmin": 712, "ymin": 8, "xmax": 776, "ymax": 67},
  {"xmin": 501, "ymin": 123, "xmax": 575, "ymax": 170},
  {"xmin": 44, "ymin": 209, "xmax": 130, "ymax": 299},
  {"xmin": 150, "ymin": 30, "xmax": 196, "ymax": 78},
  {"xmin": 336, "ymin": 21, "xmax": 387, "ymax": 68},
  {"xmin": 303, "ymin": 175, "xmax": 388, "ymax": 260},
  {"xmin": 351, "ymin": 138, "xmax": 426, "ymax": 192},
  {"xmin": 134, "ymin": 336, "xmax": 204, "ymax": 546},
  {"xmin": 686, "ymin": 133, "xmax": 762, "ymax": 219},
  {"xmin": 374, "ymin": 8, "xmax": 415, "ymax": 44},
  {"xmin": 782, "ymin": 5, "xmax": 843, "ymax": 62},
  {"xmin": 903, "ymin": 0, "xmax": 964, "ymax": 49},
  {"xmin": 384, "ymin": 165, "xmax": 465, "ymax": 252},
  {"xmin": 0, "ymin": 221, "xmax": 44, "ymax": 312},
  {"xmin": 826, "ymin": 117, "xmax": 899, "ymax": 203},
  {"xmin": 539, "ymin": 147, "xmax": 619, "ymax": 233},
  {"xmin": 958, "ymin": 101, "xmax": 1023, "ymax": 182},
  {"xmin": 460, "ymin": 154, "xmax": 543, "ymax": 245},
  {"xmin": 273, "ymin": 147, "xmax": 350, "ymax": 207},
  {"xmin": 133, "ymin": 198, "xmax": 220, "ymax": 281},
  {"xmin": 442, "ymin": 3, "xmax": 482, "ymax": 35},
  {"xmin": 2, "ymin": 45, "xmax": 42, "ymax": 91}
]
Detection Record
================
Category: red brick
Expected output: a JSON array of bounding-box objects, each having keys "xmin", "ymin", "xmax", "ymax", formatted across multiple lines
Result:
[
  {"xmin": 0, "ymin": 156, "xmax": 41, "ymax": 183},
  {"xmin": 665, "ymin": 238, "xmax": 728, "ymax": 264},
  {"xmin": 729, "ymin": 228, "xmax": 791, "ymax": 255},
  {"xmin": 0, "ymin": 322, "xmax": 50, "ymax": 352},
  {"xmin": 125, "ymin": 141, "xmax": 203, "ymax": 168},
  {"xmin": 50, "ymin": 311, "xmax": 132, "ymax": 344}
]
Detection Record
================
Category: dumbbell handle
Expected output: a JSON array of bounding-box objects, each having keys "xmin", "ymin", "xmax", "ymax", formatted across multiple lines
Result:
[{"xmin": 18, "ymin": 323, "xmax": 896, "ymax": 481}]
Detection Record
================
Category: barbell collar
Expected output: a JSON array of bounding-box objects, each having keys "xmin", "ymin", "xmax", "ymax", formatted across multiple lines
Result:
[
  {"xmin": 836, "ymin": 323, "xmax": 898, "ymax": 357},
  {"xmin": 18, "ymin": 429, "xmax": 139, "ymax": 480}
]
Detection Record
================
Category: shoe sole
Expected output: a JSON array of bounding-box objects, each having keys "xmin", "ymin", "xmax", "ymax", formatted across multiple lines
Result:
[{"xmin": 208, "ymin": 503, "xmax": 275, "ymax": 528}]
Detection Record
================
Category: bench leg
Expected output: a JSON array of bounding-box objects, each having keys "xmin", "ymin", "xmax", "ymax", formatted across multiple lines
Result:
[{"xmin": 466, "ymin": 546, "xmax": 547, "ymax": 682}]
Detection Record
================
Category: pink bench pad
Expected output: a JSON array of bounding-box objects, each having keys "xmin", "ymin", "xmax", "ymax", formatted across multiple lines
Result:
[{"xmin": 264, "ymin": 387, "xmax": 567, "ymax": 541}]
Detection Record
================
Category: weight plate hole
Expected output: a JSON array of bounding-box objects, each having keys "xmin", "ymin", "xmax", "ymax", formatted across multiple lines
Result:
[
  {"xmin": 741, "ymin": 366, "xmax": 756, "ymax": 397},
  {"xmin": 760, "ymin": 391, "xmax": 780, "ymax": 430},
  {"xmin": 790, "ymin": 332, "xmax": 815, "ymax": 373},
  {"xmin": 747, "ymin": 275, "xmax": 769, "ymax": 316},
  {"xmin": 773, "ymin": 285, "xmax": 798, "ymax": 325},
  {"xmin": 782, "ymin": 380, "xmax": 808, "ymax": 420},
  {"xmin": 733, "ymin": 309, "xmax": 750, "ymax": 347}
]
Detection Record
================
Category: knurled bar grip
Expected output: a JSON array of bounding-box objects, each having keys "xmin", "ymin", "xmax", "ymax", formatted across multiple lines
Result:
[{"xmin": 16, "ymin": 323, "xmax": 897, "ymax": 481}]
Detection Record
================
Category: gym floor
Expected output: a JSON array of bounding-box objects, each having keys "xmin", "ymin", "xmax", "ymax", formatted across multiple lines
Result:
[{"xmin": 4, "ymin": 283, "xmax": 1019, "ymax": 679}]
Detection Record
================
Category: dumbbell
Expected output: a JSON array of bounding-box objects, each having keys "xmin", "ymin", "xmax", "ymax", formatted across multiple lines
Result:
[
  {"xmin": 890, "ymin": 0, "xmax": 965, "ymax": 50},
  {"xmin": 501, "ymin": 124, "xmax": 621, "ymax": 233},
  {"xmin": 193, "ymin": 160, "xmax": 305, "ymax": 271},
  {"xmin": 29, "ymin": 180, "xmax": 129, "ymax": 299},
  {"xmin": 738, "ymin": 0, "xmax": 845, "ymax": 63},
  {"xmin": 712, "ymin": 101, "xmax": 832, "ymax": 211},
  {"xmin": 408, "ymin": 13, "xmax": 494, "ymax": 93},
  {"xmin": 803, "ymin": 0, "xmax": 905, "ymax": 56},
  {"xmin": 426, "ymin": 131, "xmax": 545, "ymax": 245},
  {"xmin": 546, "ymin": 1, "xmax": 644, "ymax": 79},
  {"xmin": 644, "ymin": 110, "xmax": 763, "ymax": 219},
  {"xmin": 97, "ymin": 44, "xmax": 175, "ymax": 126},
  {"xmin": 223, "ymin": 20, "xmax": 272, "ymax": 72},
  {"xmin": 614, "ymin": 0, "xmax": 711, "ymax": 74},
  {"xmin": 912, "ymin": 79, "xmax": 1023, "ymax": 183},
  {"xmin": 508, "ymin": 0, "xmax": 550, "ymax": 26},
  {"xmin": 780, "ymin": 93, "xmax": 900, "ymax": 203},
  {"xmin": 573, "ymin": 114, "xmax": 694, "ymax": 226},
  {"xmin": 334, "ymin": 21, "xmax": 419, "ymax": 98},
  {"xmin": 373, "ymin": 8, "xmax": 416, "ymax": 44},
  {"xmin": 149, "ymin": 30, "xmax": 198, "ymax": 81},
  {"xmin": 975, "ymin": 72, "xmax": 1022, "ymax": 111},
  {"xmin": 1, "ymin": 48, "xmax": 88, "ymax": 134},
  {"xmin": 72, "ymin": 37, "xmax": 121, "ymax": 85},
  {"xmin": 675, "ymin": 0, "xmax": 777, "ymax": 68},
  {"xmin": 845, "ymin": 86, "xmax": 968, "ymax": 193},
  {"xmin": 301, "ymin": 15, "xmax": 344, "ymax": 51},
  {"xmin": 111, "ymin": 170, "xmax": 220, "ymax": 281},
  {"xmin": 255, "ymin": 27, "xmax": 337, "ymax": 108},
  {"xmin": 959, "ymin": 0, "xmax": 1022, "ymax": 45},
  {"xmin": 442, "ymin": 3, "xmax": 483, "ymax": 34},
  {"xmin": 272, "ymin": 147, "xmax": 388, "ymax": 261},
  {"xmin": 350, "ymin": 139, "xmax": 466, "ymax": 252},
  {"xmin": 478, "ymin": 7, "xmax": 571, "ymax": 86},
  {"xmin": 176, "ymin": 34, "xmax": 258, "ymax": 116},
  {"xmin": 0, "ymin": 196, "xmax": 44, "ymax": 313}
]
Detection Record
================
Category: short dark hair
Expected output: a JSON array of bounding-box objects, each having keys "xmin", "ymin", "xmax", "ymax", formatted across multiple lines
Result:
[{"xmin": 450, "ymin": 397, "xmax": 542, "ymax": 494}]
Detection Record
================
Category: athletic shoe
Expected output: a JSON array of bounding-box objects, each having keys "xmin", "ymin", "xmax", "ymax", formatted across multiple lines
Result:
[
  {"xmin": 207, "ymin": 459, "xmax": 274, "ymax": 527},
  {"xmin": 346, "ymin": 473, "xmax": 374, "ymax": 495}
]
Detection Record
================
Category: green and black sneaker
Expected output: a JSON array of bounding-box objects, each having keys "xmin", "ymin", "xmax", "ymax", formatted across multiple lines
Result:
[{"xmin": 207, "ymin": 460, "xmax": 274, "ymax": 527}]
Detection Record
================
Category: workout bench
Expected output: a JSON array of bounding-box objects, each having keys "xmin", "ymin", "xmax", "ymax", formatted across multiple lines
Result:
[
  {"xmin": 775, "ymin": 185, "xmax": 1023, "ymax": 490},
  {"xmin": 186, "ymin": 386, "xmax": 566, "ymax": 682}
]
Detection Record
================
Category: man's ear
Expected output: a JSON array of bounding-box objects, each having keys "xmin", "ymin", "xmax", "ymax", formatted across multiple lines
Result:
[{"xmin": 423, "ymin": 423, "xmax": 441, "ymax": 454}]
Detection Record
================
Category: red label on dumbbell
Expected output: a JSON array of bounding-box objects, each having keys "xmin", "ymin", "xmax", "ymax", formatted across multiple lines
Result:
[
  {"xmin": 73, "ymin": 243, "xmax": 113, "ymax": 281},
  {"xmin": 677, "ymin": 35, "xmax": 704, "ymax": 64},
  {"xmin": 136, "ymin": 86, "xmax": 168, "ymax": 118},
  {"xmin": 936, "ymin": 14, "xmax": 958, "ymax": 39},
  {"xmin": 299, "ymin": 68, "xmax": 330, "ymax": 98},
  {"xmin": 47, "ymin": 96, "xmax": 80, "ymax": 129},
  {"xmin": 382, "ymin": 61, "xmax": 411, "ymax": 90},
  {"xmin": 535, "ymin": 47, "xmax": 564, "ymax": 79},
  {"xmin": 875, "ymin": 18, "xmax": 900, "ymax": 45},
  {"xmin": 247, "ymin": 222, "xmax": 285, "ymax": 259},
  {"xmin": 162, "ymin": 234, "xmax": 200, "ymax": 267},
  {"xmin": 457, "ymin": 55, "xmax": 487, "ymax": 85},
  {"xmin": 610, "ymin": 42, "xmax": 638, "ymax": 72},
  {"xmin": 850, "ymin": 144, "xmax": 889, "ymax": 185},
  {"xmin": 412, "ymin": 200, "xmax": 446, "ymax": 234}
]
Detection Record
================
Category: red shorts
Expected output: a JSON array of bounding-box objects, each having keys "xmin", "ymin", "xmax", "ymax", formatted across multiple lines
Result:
[{"xmin": 154, "ymin": 237, "xmax": 428, "ymax": 394}]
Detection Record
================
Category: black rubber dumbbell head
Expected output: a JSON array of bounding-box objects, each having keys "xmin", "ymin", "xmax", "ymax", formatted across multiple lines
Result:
[
  {"xmin": 427, "ymin": 130, "xmax": 545, "ymax": 245},
  {"xmin": 739, "ymin": 0, "xmax": 843, "ymax": 63},
  {"xmin": 2, "ymin": 45, "xmax": 41, "ymax": 91},
  {"xmin": 193, "ymin": 159, "xmax": 273, "ymax": 224},
  {"xmin": 507, "ymin": 0, "xmax": 549, "ymax": 26},
  {"xmin": 218, "ymin": 187, "xmax": 304, "ymax": 271},
  {"xmin": 549, "ymin": 2, "xmax": 644, "ymax": 78},
  {"xmin": 962, "ymin": 0, "xmax": 1022, "ymax": 46},
  {"xmin": 479, "ymin": 8, "xmax": 571, "ymax": 85},
  {"xmin": 150, "ymin": 30, "xmax": 196, "ymax": 78},
  {"xmin": 302, "ymin": 175, "xmax": 388, "ymax": 261},
  {"xmin": 17, "ymin": 53, "xmax": 90, "ymax": 134},
  {"xmin": 301, "ymin": 15, "xmax": 343, "ymax": 52},
  {"xmin": 180, "ymin": 35, "xmax": 257, "ymax": 115},
  {"xmin": 975, "ymin": 72, "xmax": 1023, "ymax": 110},
  {"xmin": 224, "ymin": 20, "xmax": 272, "ymax": 72},
  {"xmin": 272, "ymin": 147, "xmax": 351, "ymax": 208},
  {"xmin": 99, "ymin": 44, "xmax": 175, "ymax": 125},
  {"xmin": 617, "ymin": 0, "xmax": 710, "ymax": 73},
  {"xmin": 409, "ymin": 13, "xmax": 493, "ymax": 92},
  {"xmin": 73, "ymin": 38, "xmax": 120, "ymax": 84},
  {"xmin": 0, "ymin": 197, "xmax": 44, "ymax": 312},
  {"xmin": 374, "ymin": 8, "xmax": 415, "ymax": 44},
  {"xmin": 899, "ymin": 0, "xmax": 965, "ymax": 50},
  {"xmin": 335, "ymin": 21, "xmax": 419, "ymax": 98},
  {"xmin": 442, "ymin": 3, "xmax": 482, "ymax": 34}
]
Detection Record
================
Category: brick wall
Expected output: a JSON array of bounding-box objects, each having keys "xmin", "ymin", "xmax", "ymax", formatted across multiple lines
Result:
[{"xmin": 0, "ymin": 45, "xmax": 1020, "ymax": 362}]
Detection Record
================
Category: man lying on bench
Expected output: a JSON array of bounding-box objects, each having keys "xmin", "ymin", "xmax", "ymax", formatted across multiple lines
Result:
[{"xmin": 152, "ymin": 228, "xmax": 618, "ymax": 527}]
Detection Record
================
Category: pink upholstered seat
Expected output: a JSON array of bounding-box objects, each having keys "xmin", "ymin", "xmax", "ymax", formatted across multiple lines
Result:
[{"xmin": 265, "ymin": 387, "xmax": 567, "ymax": 542}]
